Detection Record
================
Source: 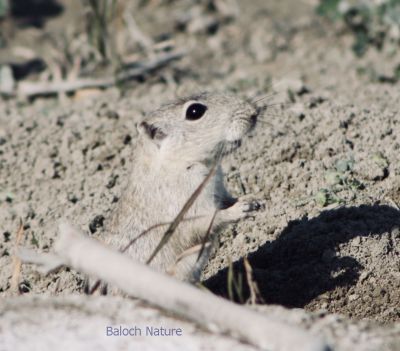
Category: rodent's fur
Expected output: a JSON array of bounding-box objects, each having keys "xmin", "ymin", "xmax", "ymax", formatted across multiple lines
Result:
[{"xmin": 104, "ymin": 92, "xmax": 262, "ymax": 281}]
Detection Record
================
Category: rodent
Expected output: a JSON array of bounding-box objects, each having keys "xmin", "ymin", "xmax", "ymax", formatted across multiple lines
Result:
[{"xmin": 103, "ymin": 92, "xmax": 263, "ymax": 282}]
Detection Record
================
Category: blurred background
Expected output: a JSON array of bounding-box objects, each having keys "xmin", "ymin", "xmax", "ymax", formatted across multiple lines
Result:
[{"xmin": 0, "ymin": 0, "xmax": 399, "ymax": 100}]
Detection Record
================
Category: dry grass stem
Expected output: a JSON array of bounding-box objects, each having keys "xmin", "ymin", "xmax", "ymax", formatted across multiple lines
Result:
[
  {"xmin": 10, "ymin": 220, "xmax": 24, "ymax": 294},
  {"xmin": 243, "ymin": 256, "xmax": 264, "ymax": 305}
]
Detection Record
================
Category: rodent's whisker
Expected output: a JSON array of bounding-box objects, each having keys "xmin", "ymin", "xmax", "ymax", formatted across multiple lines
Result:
[
  {"xmin": 259, "ymin": 112, "xmax": 286, "ymax": 118},
  {"xmin": 262, "ymin": 101, "xmax": 291, "ymax": 108},
  {"xmin": 252, "ymin": 90, "xmax": 285, "ymax": 104},
  {"xmin": 263, "ymin": 114, "xmax": 284, "ymax": 118},
  {"xmin": 256, "ymin": 120, "xmax": 274, "ymax": 127}
]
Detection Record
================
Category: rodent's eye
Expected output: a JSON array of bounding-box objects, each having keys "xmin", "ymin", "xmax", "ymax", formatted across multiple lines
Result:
[{"xmin": 185, "ymin": 103, "xmax": 207, "ymax": 121}]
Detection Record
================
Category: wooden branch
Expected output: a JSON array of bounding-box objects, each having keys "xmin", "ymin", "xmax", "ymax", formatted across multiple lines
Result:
[
  {"xmin": 10, "ymin": 220, "xmax": 24, "ymax": 294},
  {"xmin": 1, "ymin": 51, "xmax": 184, "ymax": 98},
  {"xmin": 18, "ymin": 248, "xmax": 65, "ymax": 274},
  {"xmin": 19, "ymin": 221, "xmax": 328, "ymax": 351}
]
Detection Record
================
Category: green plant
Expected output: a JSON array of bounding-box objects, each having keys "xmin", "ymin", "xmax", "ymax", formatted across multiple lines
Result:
[
  {"xmin": 84, "ymin": 0, "xmax": 117, "ymax": 61},
  {"xmin": 317, "ymin": 0, "xmax": 400, "ymax": 56},
  {"xmin": 0, "ymin": 0, "xmax": 8, "ymax": 19},
  {"xmin": 227, "ymin": 261, "xmax": 244, "ymax": 303},
  {"xmin": 314, "ymin": 158, "xmax": 365, "ymax": 207}
]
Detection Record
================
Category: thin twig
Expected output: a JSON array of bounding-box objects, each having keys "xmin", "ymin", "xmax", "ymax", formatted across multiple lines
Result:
[
  {"xmin": 123, "ymin": 10, "xmax": 154, "ymax": 50},
  {"xmin": 146, "ymin": 164, "xmax": 217, "ymax": 264},
  {"xmin": 88, "ymin": 215, "xmax": 204, "ymax": 294},
  {"xmin": 170, "ymin": 243, "xmax": 209, "ymax": 272},
  {"xmin": 196, "ymin": 209, "xmax": 218, "ymax": 262},
  {"xmin": 146, "ymin": 151, "xmax": 221, "ymax": 264},
  {"xmin": 122, "ymin": 216, "xmax": 203, "ymax": 253},
  {"xmin": 2, "ymin": 51, "xmax": 184, "ymax": 98},
  {"xmin": 243, "ymin": 256, "xmax": 264, "ymax": 305},
  {"xmin": 226, "ymin": 259, "xmax": 244, "ymax": 303},
  {"xmin": 17, "ymin": 248, "xmax": 65, "ymax": 274},
  {"xmin": 10, "ymin": 220, "xmax": 24, "ymax": 294}
]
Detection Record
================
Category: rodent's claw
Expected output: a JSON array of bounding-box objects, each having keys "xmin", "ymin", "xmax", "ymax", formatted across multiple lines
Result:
[
  {"xmin": 218, "ymin": 197, "xmax": 265, "ymax": 223},
  {"xmin": 242, "ymin": 199, "xmax": 265, "ymax": 213}
]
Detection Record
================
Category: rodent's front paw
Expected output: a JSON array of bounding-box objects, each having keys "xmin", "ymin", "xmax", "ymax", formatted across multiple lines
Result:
[
  {"xmin": 240, "ymin": 198, "xmax": 265, "ymax": 213},
  {"xmin": 220, "ymin": 197, "xmax": 265, "ymax": 222}
]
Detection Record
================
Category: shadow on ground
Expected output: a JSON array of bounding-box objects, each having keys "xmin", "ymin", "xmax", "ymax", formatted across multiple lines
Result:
[{"xmin": 205, "ymin": 204, "xmax": 400, "ymax": 307}]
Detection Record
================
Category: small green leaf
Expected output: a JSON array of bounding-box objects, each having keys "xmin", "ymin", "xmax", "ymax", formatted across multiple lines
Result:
[
  {"xmin": 31, "ymin": 233, "xmax": 39, "ymax": 248},
  {"xmin": 325, "ymin": 171, "xmax": 343, "ymax": 186},
  {"xmin": 315, "ymin": 189, "xmax": 329, "ymax": 207},
  {"xmin": 315, "ymin": 188, "xmax": 342, "ymax": 207},
  {"xmin": 372, "ymin": 152, "xmax": 389, "ymax": 168},
  {"xmin": 0, "ymin": 0, "xmax": 9, "ymax": 18},
  {"xmin": 346, "ymin": 178, "xmax": 364, "ymax": 191},
  {"xmin": 335, "ymin": 158, "xmax": 354, "ymax": 172},
  {"xmin": 316, "ymin": 0, "xmax": 341, "ymax": 20}
]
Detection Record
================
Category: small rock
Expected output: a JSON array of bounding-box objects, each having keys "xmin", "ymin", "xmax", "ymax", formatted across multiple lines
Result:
[
  {"xmin": 352, "ymin": 236, "xmax": 361, "ymax": 246},
  {"xmin": 3, "ymin": 231, "xmax": 10, "ymax": 242},
  {"xmin": 19, "ymin": 280, "xmax": 31, "ymax": 294},
  {"xmin": 89, "ymin": 215, "xmax": 105, "ymax": 234},
  {"xmin": 359, "ymin": 271, "xmax": 370, "ymax": 282},
  {"xmin": 348, "ymin": 294, "xmax": 359, "ymax": 302},
  {"xmin": 67, "ymin": 193, "xmax": 79, "ymax": 204}
]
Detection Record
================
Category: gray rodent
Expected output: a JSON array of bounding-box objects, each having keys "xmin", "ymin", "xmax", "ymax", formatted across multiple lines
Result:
[{"xmin": 104, "ymin": 92, "xmax": 263, "ymax": 282}]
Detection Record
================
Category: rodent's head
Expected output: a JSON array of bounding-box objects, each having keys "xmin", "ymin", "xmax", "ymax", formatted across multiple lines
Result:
[{"xmin": 137, "ymin": 92, "xmax": 258, "ymax": 166}]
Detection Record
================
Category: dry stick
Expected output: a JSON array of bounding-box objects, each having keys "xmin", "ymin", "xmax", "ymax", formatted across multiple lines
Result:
[
  {"xmin": 146, "ymin": 153, "xmax": 221, "ymax": 264},
  {"xmin": 47, "ymin": 222, "xmax": 328, "ymax": 351},
  {"xmin": 183, "ymin": 209, "xmax": 220, "ymax": 283},
  {"xmin": 10, "ymin": 220, "xmax": 24, "ymax": 294},
  {"xmin": 3, "ymin": 51, "xmax": 184, "ymax": 98},
  {"xmin": 88, "ymin": 277, "xmax": 101, "ymax": 295},
  {"xmin": 89, "ymin": 216, "xmax": 204, "ymax": 295},
  {"xmin": 227, "ymin": 259, "xmax": 244, "ymax": 303},
  {"xmin": 196, "ymin": 209, "xmax": 219, "ymax": 262},
  {"xmin": 123, "ymin": 10, "xmax": 154, "ymax": 51},
  {"xmin": 145, "ymin": 165, "xmax": 216, "ymax": 264},
  {"xmin": 17, "ymin": 247, "xmax": 65, "ymax": 274},
  {"xmin": 168, "ymin": 243, "xmax": 210, "ymax": 278},
  {"xmin": 243, "ymin": 256, "xmax": 264, "ymax": 305},
  {"xmin": 162, "ymin": 195, "xmax": 220, "ymax": 281},
  {"xmin": 174, "ymin": 243, "xmax": 209, "ymax": 265},
  {"xmin": 227, "ymin": 260, "xmax": 235, "ymax": 302},
  {"xmin": 122, "ymin": 216, "xmax": 203, "ymax": 254}
]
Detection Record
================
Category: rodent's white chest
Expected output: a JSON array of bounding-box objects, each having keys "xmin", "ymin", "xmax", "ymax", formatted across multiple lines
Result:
[{"xmin": 142, "ymin": 163, "xmax": 215, "ymax": 216}]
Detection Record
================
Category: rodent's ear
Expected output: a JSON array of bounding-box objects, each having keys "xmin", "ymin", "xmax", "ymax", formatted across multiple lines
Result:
[{"xmin": 137, "ymin": 121, "xmax": 167, "ymax": 142}]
